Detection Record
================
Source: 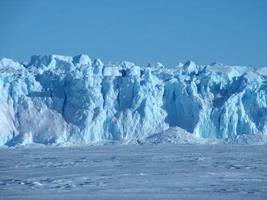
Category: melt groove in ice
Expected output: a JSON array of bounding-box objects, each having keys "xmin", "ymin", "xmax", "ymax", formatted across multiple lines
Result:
[{"xmin": 0, "ymin": 55, "xmax": 267, "ymax": 146}]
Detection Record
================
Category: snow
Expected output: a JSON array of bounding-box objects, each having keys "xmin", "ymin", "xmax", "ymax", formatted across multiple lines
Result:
[
  {"xmin": 257, "ymin": 66, "xmax": 267, "ymax": 76},
  {"xmin": 0, "ymin": 55, "xmax": 267, "ymax": 146},
  {"xmin": 73, "ymin": 54, "xmax": 92, "ymax": 67},
  {"xmin": 183, "ymin": 60, "xmax": 198, "ymax": 74},
  {"xmin": 103, "ymin": 66, "xmax": 121, "ymax": 76},
  {"xmin": 0, "ymin": 144, "xmax": 266, "ymax": 199}
]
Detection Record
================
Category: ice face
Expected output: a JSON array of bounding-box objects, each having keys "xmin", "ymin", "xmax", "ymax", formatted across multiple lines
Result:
[{"xmin": 0, "ymin": 55, "xmax": 266, "ymax": 146}]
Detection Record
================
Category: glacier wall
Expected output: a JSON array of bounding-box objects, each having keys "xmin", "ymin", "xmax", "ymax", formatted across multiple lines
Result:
[{"xmin": 0, "ymin": 55, "xmax": 266, "ymax": 146}]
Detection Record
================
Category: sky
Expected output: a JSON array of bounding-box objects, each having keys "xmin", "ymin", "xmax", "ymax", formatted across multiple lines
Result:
[{"xmin": 0, "ymin": 0, "xmax": 267, "ymax": 67}]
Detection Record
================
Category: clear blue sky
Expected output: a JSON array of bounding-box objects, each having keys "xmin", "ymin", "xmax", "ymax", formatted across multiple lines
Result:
[{"xmin": 0, "ymin": 0, "xmax": 266, "ymax": 67}]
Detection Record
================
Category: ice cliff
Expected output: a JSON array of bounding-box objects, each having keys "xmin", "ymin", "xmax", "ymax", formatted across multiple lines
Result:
[{"xmin": 0, "ymin": 55, "xmax": 266, "ymax": 146}]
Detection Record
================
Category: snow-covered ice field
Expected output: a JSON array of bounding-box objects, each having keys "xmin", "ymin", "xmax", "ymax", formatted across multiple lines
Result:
[{"xmin": 0, "ymin": 144, "xmax": 266, "ymax": 200}]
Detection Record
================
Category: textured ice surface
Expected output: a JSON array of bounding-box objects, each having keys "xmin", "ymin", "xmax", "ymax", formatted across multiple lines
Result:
[
  {"xmin": 0, "ymin": 55, "xmax": 267, "ymax": 146},
  {"xmin": 0, "ymin": 145, "xmax": 266, "ymax": 200}
]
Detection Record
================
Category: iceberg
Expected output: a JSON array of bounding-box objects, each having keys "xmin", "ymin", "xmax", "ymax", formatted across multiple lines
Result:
[{"xmin": 0, "ymin": 55, "xmax": 266, "ymax": 146}]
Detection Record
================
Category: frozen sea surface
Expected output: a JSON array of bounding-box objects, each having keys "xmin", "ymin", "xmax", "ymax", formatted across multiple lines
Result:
[{"xmin": 0, "ymin": 144, "xmax": 267, "ymax": 200}]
